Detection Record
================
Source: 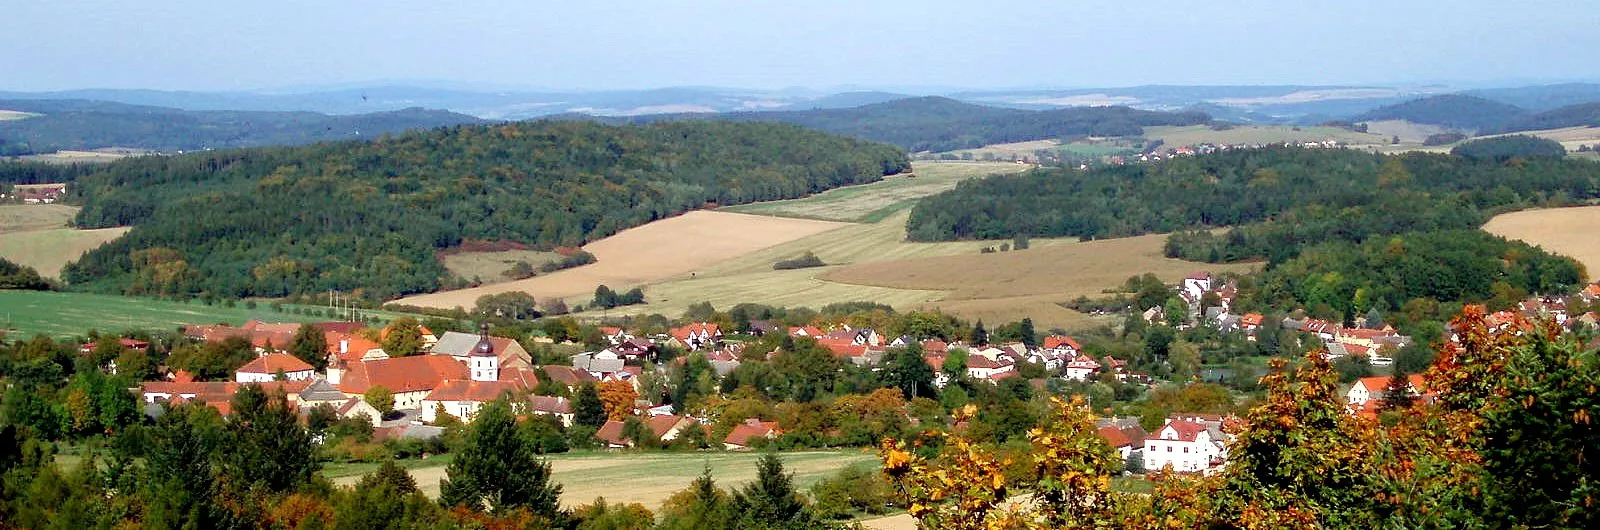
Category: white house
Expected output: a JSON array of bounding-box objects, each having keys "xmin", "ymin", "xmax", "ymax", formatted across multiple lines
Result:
[
  {"xmin": 1143, "ymin": 417, "xmax": 1227, "ymax": 473},
  {"xmin": 234, "ymin": 353, "xmax": 315, "ymax": 383},
  {"xmin": 1063, "ymin": 355, "xmax": 1102, "ymax": 382},
  {"xmin": 1182, "ymin": 272, "xmax": 1213, "ymax": 302},
  {"xmin": 1347, "ymin": 374, "xmax": 1426, "ymax": 407}
]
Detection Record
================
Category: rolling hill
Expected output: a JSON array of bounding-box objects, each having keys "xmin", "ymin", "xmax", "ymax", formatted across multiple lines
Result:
[
  {"xmin": 606, "ymin": 96, "xmax": 1212, "ymax": 152},
  {"xmin": 1352, "ymin": 94, "xmax": 1528, "ymax": 131},
  {"xmin": 0, "ymin": 99, "xmax": 483, "ymax": 154},
  {"xmin": 1492, "ymin": 102, "xmax": 1600, "ymax": 134},
  {"xmin": 58, "ymin": 120, "xmax": 909, "ymax": 300},
  {"xmin": 1465, "ymin": 83, "xmax": 1600, "ymax": 112}
]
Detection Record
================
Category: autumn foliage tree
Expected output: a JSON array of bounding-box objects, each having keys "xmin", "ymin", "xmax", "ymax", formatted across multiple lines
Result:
[{"xmin": 597, "ymin": 380, "xmax": 639, "ymax": 421}]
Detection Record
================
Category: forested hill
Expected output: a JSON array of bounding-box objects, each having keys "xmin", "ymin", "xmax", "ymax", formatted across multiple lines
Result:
[
  {"xmin": 0, "ymin": 99, "xmax": 483, "ymax": 154},
  {"xmin": 596, "ymin": 96, "xmax": 1212, "ymax": 152},
  {"xmin": 908, "ymin": 147, "xmax": 1593, "ymax": 314},
  {"xmin": 1491, "ymin": 102, "xmax": 1600, "ymax": 133},
  {"xmin": 1352, "ymin": 94, "xmax": 1528, "ymax": 130},
  {"xmin": 60, "ymin": 120, "xmax": 909, "ymax": 299}
]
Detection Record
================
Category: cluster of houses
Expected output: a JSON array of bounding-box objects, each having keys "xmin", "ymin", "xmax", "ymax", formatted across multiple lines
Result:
[
  {"xmin": 1103, "ymin": 140, "xmax": 1344, "ymax": 167},
  {"xmin": 2, "ymin": 182, "xmax": 67, "ymax": 204}
]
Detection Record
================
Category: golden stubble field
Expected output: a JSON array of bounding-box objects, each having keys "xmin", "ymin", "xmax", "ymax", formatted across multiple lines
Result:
[
  {"xmin": 393, "ymin": 211, "xmax": 850, "ymax": 310},
  {"xmin": 1482, "ymin": 205, "xmax": 1600, "ymax": 278},
  {"xmin": 0, "ymin": 204, "xmax": 129, "ymax": 278}
]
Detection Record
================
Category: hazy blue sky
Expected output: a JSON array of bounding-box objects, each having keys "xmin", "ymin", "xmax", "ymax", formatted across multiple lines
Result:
[{"xmin": 4, "ymin": 0, "xmax": 1597, "ymax": 92}]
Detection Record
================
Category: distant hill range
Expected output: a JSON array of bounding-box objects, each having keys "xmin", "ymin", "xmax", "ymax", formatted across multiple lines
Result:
[
  {"xmin": 0, "ymin": 99, "xmax": 482, "ymax": 154},
  {"xmin": 596, "ymin": 96, "xmax": 1212, "ymax": 152},
  {"xmin": 1354, "ymin": 89, "xmax": 1600, "ymax": 134}
]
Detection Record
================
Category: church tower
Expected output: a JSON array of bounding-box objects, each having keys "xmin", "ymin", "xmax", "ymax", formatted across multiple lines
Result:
[{"xmin": 470, "ymin": 323, "xmax": 498, "ymax": 382}]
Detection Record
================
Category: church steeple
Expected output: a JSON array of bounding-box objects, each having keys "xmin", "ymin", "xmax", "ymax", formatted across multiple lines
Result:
[{"xmin": 470, "ymin": 322, "xmax": 498, "ymax": 382}]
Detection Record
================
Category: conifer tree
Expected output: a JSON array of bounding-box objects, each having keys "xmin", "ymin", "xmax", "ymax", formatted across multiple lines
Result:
[
  {"xmin": 573, "ymin": 383, "xmax": 608, "ymax": 428},
  {"xmin": 732, "ymin": 453, "xmax": 813, "ymax": 529},
  {"xmin": 439, "ymin": 399, "xmax": 562, "ymax": 517}
]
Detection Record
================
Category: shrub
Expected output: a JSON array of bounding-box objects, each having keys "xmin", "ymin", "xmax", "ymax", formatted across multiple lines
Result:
[{"xmin": 772, "ymin": 251, "xmax": 827, "ymax": 270}]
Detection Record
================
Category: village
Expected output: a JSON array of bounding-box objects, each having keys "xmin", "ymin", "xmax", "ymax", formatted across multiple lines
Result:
[{"xmin": 104, "ymin": 268, "xmax": 1600, "ymax": 478}]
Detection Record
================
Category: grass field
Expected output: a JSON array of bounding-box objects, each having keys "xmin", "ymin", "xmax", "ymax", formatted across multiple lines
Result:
[
  {"xmin": 1143, "ymin": 124, "xmax": 1392, "ymax": 148},
  {"xmin": 394, "ymin": 211, "xmax": 849, "ymax": 310},
  {"xmin": 0, "ymin": 290, "xmax": 417, "ymax": 339},
  {"xmin": 0, "ymin": 227, "xmax": 129, "ymax": 278},
  {"xmin": 0, "ymin": 110, "xmax": 36, "ymax": 121},
  {"xmin": 327, "ymin": 450, "xmax": 878, "ymax": 509},
  {"xmin": 720, "ymin": 161, "xmax": 1025, "ymax": 222},
  {"xmin": 0, "ymin": 204, "xmax": 78, "ymax": 232},
  {"xmin": 441, "ymin": 249, "xmax": 563, "ymax": 284},
  {"xmin": 1482, "ymin": 205, "xmax": 1600, "ymax": 279}
]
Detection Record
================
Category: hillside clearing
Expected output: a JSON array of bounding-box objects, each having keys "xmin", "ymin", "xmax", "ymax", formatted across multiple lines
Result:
[
  {"xmin": 441, "ymin": 249, "xmax": 563, "ymax": 285},
  {"xmin": 0, "ymin": 226, "xmax": 129, "ymax": 278},
  {"xmin": 720, "ymin": 161, "xmax": 1025, "ymax": 222},
  {"xmin": 1360, "ymin": 119, "xmax": 1455, "ymax": 144},
  {"xmin": 327, "ymin": 450, "xmax": 878, "ymax": 510},
  {"xmin": 394, "ymin": 211, "xmax": 849, "ymax": 310},
  {"xmin": 0, "ymin": 204, "xmax": 79, "ymax": 232},
  {"xmin": 0, "ymin": 110, "xmax": 36, "ymax": 121},
  {"xmin": 1482, "ymin": 206, "xmax": 1600, "ymax": 277}
]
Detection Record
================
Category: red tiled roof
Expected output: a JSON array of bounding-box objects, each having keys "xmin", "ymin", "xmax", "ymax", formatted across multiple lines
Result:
[
  {"xmin": 425, "ymin": 380, "xmax": 522, "ymax": 402},
  {"xmin": 595, "ymin": 416, "xmax": 685, "ymax": 446},
  {"xmin": 1240, "ymin": 313, "xmax": 1264, "ymax": 326},
  {"xmin": 1098, "ymin": 426, "xmax": 1133, "ymax": 448},
  {"xmin": 725, "ymin": 419, "xmax": 779, "ymax": 447},
  {"xmin": 1152, "ymin": 419, "xmax": 1208, "ymax": 442},
  {"xmin": 788, "ymin": 326, "xmax": 825, "ymax": 337},
  {"xmin": 540, "ymin": 365, "xmax": 597, "ymax": 386},
  {"xmin": 921, "ymin": 339, "xmax": 949, "ymax": 353},
  {"xmin": 339, "ymin": 355, "xmax": 466, "ymax": 394},
  {"xmin": 816, "ymin": 338, "xmax": 870, "ymax": 358},
  {"xmin": 669, "ymin": 322, "xmax": 720, "ymax": 340},
  {"xmin": 237, "ymin": 353, "xmax": 314, "ymax": 375},
  {"xmin": 528, "ymin": 396, "xmax": 571, "ymax": 414},
  {"xmin": 1043, "ymin": 335, "xmax": 1082, "ymax": 350}
]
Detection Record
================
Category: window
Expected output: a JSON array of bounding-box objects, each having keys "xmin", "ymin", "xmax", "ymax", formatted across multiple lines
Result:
[
  {"xmin": 1184, "ymin": 447, "xmax": 1190, "ymax": 453},
  {"xmin": 1167, "ymin": 446, "xmax": 1172, "ymax": 452}
]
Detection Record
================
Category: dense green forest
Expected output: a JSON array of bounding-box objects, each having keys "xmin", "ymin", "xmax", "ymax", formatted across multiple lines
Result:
[
  {"xmin": 599, "ymin": 96, "xmax": 1211, "ymax": 152},
  {"xmin": 1450, "ymin": 135, "xmax": 1568, "ymax": 161},
  {"xmin": 0, "ymin": 99, "xmax": 482, "ymax": 154},
  {"xmin": 1352, "ymin": 94, "xmax": 1527, "ymax": 131},
  {"xmin": 0, "ymin": 159, "xmax": 103, "ymax": 185},
  {"xmin": 61, "ymin": 120, "xmax": 909, "ymax": 299},
  {"xmin": 910, "ymin": 147, "xmax": 1596, "ymax": 309}
]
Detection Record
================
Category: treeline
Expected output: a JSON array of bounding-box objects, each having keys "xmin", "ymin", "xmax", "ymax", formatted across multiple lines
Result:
[
  {"xmin": 604, "ymin": 96, "xmax": 1212, "ymax": 152},
  {"xmin": 0, "ymin": 258, "xmax": 48, "ymax": 290},
  {"xmin": 0, "ymin": 98, "xmax": 483, "ymax": 153},
  {"xmin": 0, "ymin": 159, "xmax": 104, "ymax": 186},
  {"xmin": 60, "ymin": 120, "xmax": 909, "ymax": 300},
  {"xmin": 913, "ymin": 146, "xmax": 1596, "ymax": 256}
]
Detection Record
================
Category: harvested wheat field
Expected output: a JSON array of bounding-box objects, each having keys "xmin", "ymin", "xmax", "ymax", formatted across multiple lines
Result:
[
  {"xmin": 820, "ymin": 233, "xmax": 1256, "ymax": 330},
  {"xmin": 1483, "ymin": 206, "xmax": 1600, "ymax": 277},
  {"xmin": 394, "ymin": 211, "xmax": 849, "ymax": 309},
  {"xmin": 721, "ymin": 161, "xmax": 1024, "ymax": 223}
]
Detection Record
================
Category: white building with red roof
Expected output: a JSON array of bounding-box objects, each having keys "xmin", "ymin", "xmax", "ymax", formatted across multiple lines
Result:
[
  {"xmin": 1063, "ymin": 354, "xmax": 1102, "ymax": 382},
  {"xmin": 235, "ymin": 353, "xmax": 316, "ymax": 383},
  {"xmin": 669, "ymin": 322, "xmax": 722, "ymax": 350},
  {"xmin": 1143, "ymin": 416, "xmax": 1229, "ymax": 473}
]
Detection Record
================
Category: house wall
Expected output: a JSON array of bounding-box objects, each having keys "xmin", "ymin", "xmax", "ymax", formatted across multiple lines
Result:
[{"xmin": 235, "ymin": 369, "xmax": 313, "ymax": 383}]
